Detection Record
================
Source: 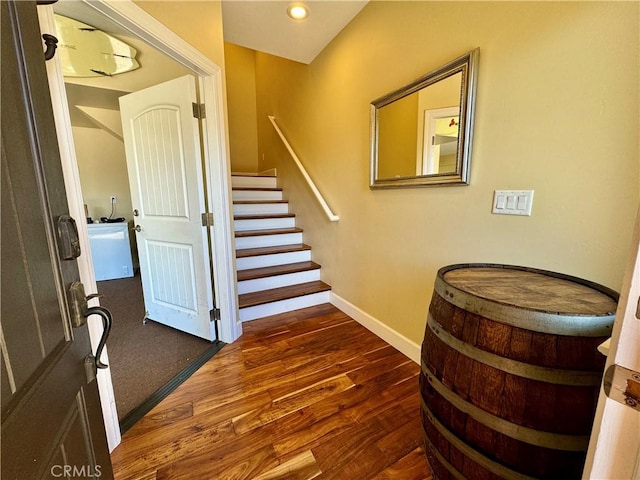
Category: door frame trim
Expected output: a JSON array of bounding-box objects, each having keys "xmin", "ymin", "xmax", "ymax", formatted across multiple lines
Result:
[
  {"xmin": 583, "ymin": 208, "xmax": 640, "ymax": 478},
  {"xmin": 38, "ymin": 0, "xmax": 242, "ymax": 451}
]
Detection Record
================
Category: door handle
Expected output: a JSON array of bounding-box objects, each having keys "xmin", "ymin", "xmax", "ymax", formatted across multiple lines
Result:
[
  {"xmin": 85, "ymin": 306, "xmax": 112, "ymax": 369},
  {"xmin": 69, "ymin": 282, "xmax": 113, "ymax": 378},
  {"xmin": 134, "ymin": 225, "xmax": 141, "ymax": 232}
]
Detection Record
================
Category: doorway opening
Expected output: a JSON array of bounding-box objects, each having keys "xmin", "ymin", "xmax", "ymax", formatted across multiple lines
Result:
[
  {"xmin": 55, "ymin": 14, "xmax": 219, "ymax": 430},
  {"xmin": 38, "ymin": 1, "xmax": 239, "ymax": 445},
  {"xmin": 421, "ymin": 106, "xmax": 459, "ymax": 176}
]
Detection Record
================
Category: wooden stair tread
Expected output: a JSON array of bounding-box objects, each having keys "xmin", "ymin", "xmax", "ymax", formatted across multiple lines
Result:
[
  {"xmin": 237, "ymin": 261, "xmax": 320, "ymax": 282},
  {"xmin": 236, "ymin": 244, "xmax": 311, "ymax": 258},
  {"xmin": 231, "ymin": 174, "xmax": 276, "ymax": 178},
  {"xmin": 235, "ymin": 227, "xmax": 302, "ymax": 238},
  {"xmin": 232, "ymin": 187, "xmax": 282, "ymax": 192},
  {"xmin": 234, "ymin": 213, "xmax": 295, "ymax": 220},
  {"xmin": 233, "ymin": 200, "xmax": 288, "ymax": 205},
  {"xmin": 238, "ymin": 281, "xmax": 331, "ymax": 309}
]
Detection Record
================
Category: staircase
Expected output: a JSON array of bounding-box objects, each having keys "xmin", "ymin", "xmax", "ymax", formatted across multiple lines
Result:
[{"xmin": 232, "ymin": 174, "xmax": 331, "ymax": 321}]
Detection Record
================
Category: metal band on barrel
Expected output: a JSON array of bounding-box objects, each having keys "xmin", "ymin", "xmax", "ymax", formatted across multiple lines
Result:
[
  {"xmin": 421, "ymin": 362, "xmax": 590, "ymax": 451},
  {"xmin": 434, "ymin": 276, "xmax": 614, "ymax": 337},
  {"xmin": 427, "ymin": 315, "xmax": 602, "ymax": 386},
  {"xmin": 422, "ymin": 402, "xmax": 538, "ymax": 480},
  {"xmin": 422, "ymin": 425, "xmax": 469, "ymax": 480}
]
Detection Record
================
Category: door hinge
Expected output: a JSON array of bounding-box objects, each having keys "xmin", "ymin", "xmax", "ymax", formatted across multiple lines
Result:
[
  {"xmin": 192, "ymin": 102, "xmax": 206, "ymax": 119},
  {"xmin": 201, "ymin": 212, "xmax": 214, "ymax": 227},
  {"xmin": 210, "ymin": 308, "xmax": 221, "ymax": 322},
  {"xmin": 603, "ymin": 364, "xmax": 640, "ymax": 412}
]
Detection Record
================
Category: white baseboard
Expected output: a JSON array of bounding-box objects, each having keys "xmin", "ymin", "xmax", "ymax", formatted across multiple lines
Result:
[{"xmin": 330, "ymin": 293, "xmax": 420, "ymax": 364}]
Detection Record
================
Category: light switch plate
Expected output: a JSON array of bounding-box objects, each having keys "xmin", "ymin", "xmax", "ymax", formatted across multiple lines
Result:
[{"xmin": 492, "ymin": 190, "xmax": 534, "ymax": 216}]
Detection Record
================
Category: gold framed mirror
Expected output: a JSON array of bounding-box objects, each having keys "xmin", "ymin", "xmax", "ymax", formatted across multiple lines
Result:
[{"xmin": 370, "ymin": 48, "xmax": 479, "ymax": 188}]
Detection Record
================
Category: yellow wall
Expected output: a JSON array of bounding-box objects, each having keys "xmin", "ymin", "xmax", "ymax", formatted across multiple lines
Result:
[
  {"xmin": 224, "ymin": 43, "xmax": 260, "ymax": 173},
  {"xmin": 377, "ymin": 93, "xmax": 418, "ymax": 179},
  {"xmin": 255, "ymin": 1, "xmax": 640, "ymax": 344},
  {"xmin": 131, "ymin": 0, "xmax": 231, "ymax": 174},
  {"xmin": 74, "ymin": 127, "xmax": 132, "ymax": 222},
  {"xmin": 133, "ymin": 1, "xmax": 226, "ymax": 68}
]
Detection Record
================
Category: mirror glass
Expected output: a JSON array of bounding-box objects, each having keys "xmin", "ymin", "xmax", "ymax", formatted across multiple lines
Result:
[{"xmin": 370, "ymin": 49, "xmax": 479, "ymax": 188}]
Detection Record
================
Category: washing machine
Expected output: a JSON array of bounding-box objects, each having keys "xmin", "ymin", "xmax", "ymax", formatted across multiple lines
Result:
[{"xmin": 86, "ymin": 222, "xmax": 134, "ymax": 281}]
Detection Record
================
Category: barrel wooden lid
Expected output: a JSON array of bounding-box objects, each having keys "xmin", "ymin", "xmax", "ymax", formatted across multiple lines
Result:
[
  {"xmin": 435, "ymin": 264, "xmax": 618, "ymax": 336},
  {"xmin": 443, "ymin": 265, "xmax": 617, "ymax": 315}
]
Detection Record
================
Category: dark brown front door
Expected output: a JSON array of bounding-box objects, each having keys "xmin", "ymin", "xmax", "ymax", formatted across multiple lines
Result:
[{"xmin": 1, "ymin": 1, "xmax": 113, "ymax": 478}]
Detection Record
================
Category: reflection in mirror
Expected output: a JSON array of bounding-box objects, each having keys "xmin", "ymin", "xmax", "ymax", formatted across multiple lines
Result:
[{"xmin": 370, "ymin": 49, "xmax": 479, "ymax": 188}]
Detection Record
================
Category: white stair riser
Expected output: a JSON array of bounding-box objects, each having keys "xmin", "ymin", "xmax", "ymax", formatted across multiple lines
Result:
[
  {"xmin": 233, "ymin": 190, "xmax": 283, "ymax": 201},
  {"xmin": 233, "ymin": 203, "xmax": 289, "ymax": 216},
  {"xmin": 238, "ymin": 269, "xmax": 320, "ymax": 294},
  {"xmin": 235, "ymin": 232, "xmax": 303, "ymax": 249},
  {"xmin": 234, "ymin": 217, "xmax": 296, "ymax": 232},
  {"xmin": 236, "ymin": 250, "xmax": 311, "ymax": 270},
  {"xmin": 232, "ymin": 176, "xmax": 277, "ymax": 188},
  {"xmin": 239, "ymin": 291, "xmax": 331, "ymax": 322}
]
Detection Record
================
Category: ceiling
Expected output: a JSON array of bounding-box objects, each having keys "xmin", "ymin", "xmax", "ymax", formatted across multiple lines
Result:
[
  {"xmin": 55, "ymin": 0, "xmax": 369, "ymax": 66},
  {"xmin": 53, "ymin": 0, "xmax": 368, "ymax": 129},
  {"xmin": 221, "ymin": 1, "xmax": 369, "ymax": 64}
]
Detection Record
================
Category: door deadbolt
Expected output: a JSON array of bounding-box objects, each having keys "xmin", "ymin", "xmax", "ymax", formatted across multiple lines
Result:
[{"xmin": 57, "ymin": 215, "xmax": 81, "ymax": 260}]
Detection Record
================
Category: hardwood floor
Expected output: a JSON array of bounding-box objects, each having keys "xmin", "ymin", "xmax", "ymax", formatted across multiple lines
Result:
[{"xmin": 110, "ymin": 303, "xmax": 433, "ymax": 479}]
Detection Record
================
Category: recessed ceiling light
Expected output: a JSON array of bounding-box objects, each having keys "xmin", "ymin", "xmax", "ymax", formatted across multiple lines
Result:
[{"xmin": 287, "ymin": 3, "xmax": 309, "ymax": 20}]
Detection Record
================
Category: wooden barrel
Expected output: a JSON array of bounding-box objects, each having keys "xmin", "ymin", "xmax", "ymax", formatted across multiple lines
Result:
[{"xmin": 420, "ymin": 263, "xmax": 618, "ymax": 480}]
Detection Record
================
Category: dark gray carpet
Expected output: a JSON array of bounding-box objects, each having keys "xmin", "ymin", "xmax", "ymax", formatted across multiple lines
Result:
[{"xmin": 97, "ymin": 274, "xmax": 213, "ymax": 421}]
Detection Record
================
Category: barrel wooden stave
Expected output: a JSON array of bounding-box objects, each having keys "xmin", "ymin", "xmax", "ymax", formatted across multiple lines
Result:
[
  {"xmin": 420, "ymin": 375, "xmax": 588, "ymax": 478},
  {"xmin": 422, "ymin": 312, "xmax": 601, "ymax": 433},
  {"xmin": 422, "ymin": 403, "xmax": 525, "ymax": 480},
  {"xmin": 429, "ymin": 292, "xmax": 606, "ymax": 371},
  {"xmin": 421, "ymin": 407, "xmax": 585, "ymax": 480},
  {"xmin": 420, "ymin": 264, "xmax": 616, "ymax": 480}
]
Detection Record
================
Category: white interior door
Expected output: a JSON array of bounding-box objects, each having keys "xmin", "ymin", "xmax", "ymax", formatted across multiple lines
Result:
[
  {"xmin": 120, "ymin": 74, "xmax": 215, "ymax": 341},
  {"xmin": 583, "ymin": 209, "xmax": 640, "ymax": 478}
]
